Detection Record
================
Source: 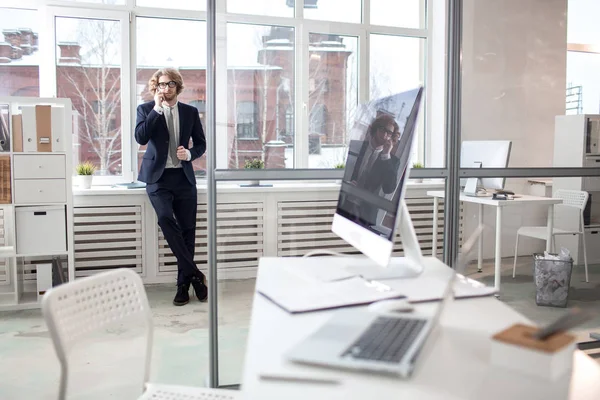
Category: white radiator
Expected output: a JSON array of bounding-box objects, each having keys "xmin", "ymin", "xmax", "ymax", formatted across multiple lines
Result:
[
  {"xmin": 158, "ymin": 202, "xmax": 264, "ymax": 276},
  {"xmin": 73, "ymin": 205, "xmax": 143, "ymax": 277},
  {"xmin": 72, "ymin": 185, "xmax": 452, "ymax": 282},
  {"xmin": 277, "ymin": 196, "xmax": 446, "ymax": 257}
]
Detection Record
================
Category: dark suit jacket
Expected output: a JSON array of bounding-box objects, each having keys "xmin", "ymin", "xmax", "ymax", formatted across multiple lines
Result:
[
  {"xmin": 340, "ymin": 140, "xmax": 400, "ymax": 227},
  {"xmin": 135, "ymin": 101, "xmax": 206, "ymax": 185},
  {"xmin": 349, "ymin": 140, "xmax": 399, "ymax": 195}
]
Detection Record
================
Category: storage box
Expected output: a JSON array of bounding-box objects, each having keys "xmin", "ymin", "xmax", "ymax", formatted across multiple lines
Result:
[
  {"xmin": 15, "ymin": 205, "xmax": 66, "ymax": 254},
  {"xmin": 491, "ymin": 323, "xmax": 575, "ymax": 380}
]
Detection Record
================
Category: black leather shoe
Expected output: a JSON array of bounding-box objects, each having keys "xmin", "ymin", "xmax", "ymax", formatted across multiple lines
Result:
[
  {"xmin": 173, "ymin": 283, "xmax": 190, "ymax": 306},
  {"xmin": 190, "ymin": 274, "xmax": 208, "ymax": 302}
]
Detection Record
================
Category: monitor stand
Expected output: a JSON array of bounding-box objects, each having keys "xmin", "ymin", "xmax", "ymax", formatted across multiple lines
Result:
[{"xmin": 345, "ymin": 201, "xmax": 424, "ymax": 280}]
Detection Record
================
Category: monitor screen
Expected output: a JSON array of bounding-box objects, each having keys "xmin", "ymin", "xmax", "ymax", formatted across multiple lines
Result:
[
  {"xmin": 332, "ymin": 87, "xmax": 424, "ymax": 268},
  {"xmin": 460, "ymin": 140, "xmax": 512, "ymax": 190}
]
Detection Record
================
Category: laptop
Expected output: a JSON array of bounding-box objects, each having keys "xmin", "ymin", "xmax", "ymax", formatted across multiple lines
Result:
[{"xmin": 285, "ymin": 226, "xmax": 483, "ymax": 377}]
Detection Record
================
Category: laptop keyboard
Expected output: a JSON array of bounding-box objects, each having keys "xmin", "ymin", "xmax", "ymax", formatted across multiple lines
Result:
[{"xmin": 341, "ymin": 317, "xmax": 427, "ymax": 363}]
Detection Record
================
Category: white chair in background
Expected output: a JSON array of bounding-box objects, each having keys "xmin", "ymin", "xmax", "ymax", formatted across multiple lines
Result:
[
  {"xmin": 512, "ymin": 189, "xmax": 589, "ymax": 282},
  {"xmin": 42, "ymin": 268, "xmax": 240, "ymax": 400}
]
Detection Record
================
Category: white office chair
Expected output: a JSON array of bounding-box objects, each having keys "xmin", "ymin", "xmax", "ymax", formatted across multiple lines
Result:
[
  {"xmin": 512, "ymin": 189, "xmax": 589, "ymax": 282},
  {"xmin": 42, "ymin": 268, "xmax": 240, "ymax": 400}
]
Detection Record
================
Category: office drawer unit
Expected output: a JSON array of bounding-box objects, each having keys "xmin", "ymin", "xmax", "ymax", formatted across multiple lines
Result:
[
  {"xmin": 13, "ymin": 154, "xmax": 66, "ymax": 180},
  {"xmin": 15, "ymin": 206, "xmax": 67, "ymax": 254},
  {"xmin": 13, "ymin": 179, "xmax": 67, "ymax": 204}
]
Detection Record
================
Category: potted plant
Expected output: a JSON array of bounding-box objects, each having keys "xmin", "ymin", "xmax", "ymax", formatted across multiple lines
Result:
[
  {"xmin": 244, "ymin": 158, "xmax": 264, "ymax": 186},
  {"xmin": 412, "ymin": 162, "xmax": 424, "ymax": 183},
  {"xmin": 75, "ymin": 161, "xmax": 96, "ymax": 189},
  {"xmin": 333, "ymin": 162, "xmax": 345, "ymax": 184}
]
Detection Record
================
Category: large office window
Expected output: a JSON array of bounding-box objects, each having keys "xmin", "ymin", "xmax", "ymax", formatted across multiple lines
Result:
[
  {"xmin": 1, "ymin": 1, "xmax": 430, "ymax": 175},
  {"xmin": 227, "ymin": 23, "xmax": 295, "ymax": 169},
  {"xmin": 307, "ymin": 33, "xmax": 358, "ymax": 168},
  {"xmin": 0, "ymin": 8, "xmax": 40, "ymax": 97},
  {"xmin": 55, "ymin": 16, "xmax": 123, "ymax": 177}
]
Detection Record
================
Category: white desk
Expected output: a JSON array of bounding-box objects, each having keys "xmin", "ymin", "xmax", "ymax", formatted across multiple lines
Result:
[
  {"xmin": 427, "ymin": 191, "xmax": 562, "ymax": 292},
  {"xmin": 241, "ymin": 257, "xmax": 600, "ymax": 399}
]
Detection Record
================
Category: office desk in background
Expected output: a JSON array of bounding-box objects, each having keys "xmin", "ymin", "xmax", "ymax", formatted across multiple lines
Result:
[
  {"xmin": 240, "ymin": 257, "xmax": 600, "ymax": 400},
  {"xmin": 427, "ymin": 191, "xmax": 562, "ymax": 292}
]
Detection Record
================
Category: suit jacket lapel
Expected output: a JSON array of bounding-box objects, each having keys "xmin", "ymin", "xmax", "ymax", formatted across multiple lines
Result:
[{"xmin": 177, "ymin": 103, "xmax": 186, "ymax": 146}]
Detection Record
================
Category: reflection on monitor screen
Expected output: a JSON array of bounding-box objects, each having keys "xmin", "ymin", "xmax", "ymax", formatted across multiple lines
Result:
[{"xmin": 332, "ymin": 87, "xmax": 423, "ymax": 269}]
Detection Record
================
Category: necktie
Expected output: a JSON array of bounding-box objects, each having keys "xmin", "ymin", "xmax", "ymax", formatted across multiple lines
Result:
[
  {"xmin": 165, "ymin": 106, "xmax": 179, "ymax": 166},
  {"xmin": 358, "ymin": 149, "xmax": 379, "ymax": 188}
]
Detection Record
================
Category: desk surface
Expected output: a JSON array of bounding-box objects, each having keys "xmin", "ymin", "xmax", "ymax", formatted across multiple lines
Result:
[
  {"xmin": 427, "ymin": 190, "xmax": 563, "ymax": 207},
  {"xmin": 241, "ymin": 257, "xmax": 600, "ymax": 400}
]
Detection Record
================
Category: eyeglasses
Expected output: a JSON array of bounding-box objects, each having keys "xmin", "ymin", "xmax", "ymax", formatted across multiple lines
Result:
[
  {"xmin": 157, "ymin": 81, "xmax": 177, "ymax": 89},
  {"xmin": 378, "ymin": 127, "xmax": 395, "ymax": 137}
]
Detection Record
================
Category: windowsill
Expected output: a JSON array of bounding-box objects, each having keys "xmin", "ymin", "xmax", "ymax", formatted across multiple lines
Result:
[{"xmin": 73, "ymin": 180, "xmax": 444, "ymax": 196}]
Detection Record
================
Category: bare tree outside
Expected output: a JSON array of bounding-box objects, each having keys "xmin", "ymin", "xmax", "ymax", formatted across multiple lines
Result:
[{"xmin": 57, "ymin": 18, "xmax": 122, "ymax": 175}]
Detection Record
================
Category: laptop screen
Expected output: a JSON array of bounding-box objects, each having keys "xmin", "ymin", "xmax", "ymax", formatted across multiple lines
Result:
[{"xmin": 335, "ymin": 87, "xmax": 423, "ymax": 242}]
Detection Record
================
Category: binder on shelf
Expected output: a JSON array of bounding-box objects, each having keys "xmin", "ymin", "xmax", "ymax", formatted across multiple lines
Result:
[
  {"xmin": 51, "ymin": 106, "xmax": 65, "ymax": 152},
  {"xmin": 20, "ymin": 106, "xmax": 37, "ymax": 152},
  {"xmin": 12, "ymin": 114, "xmax": 23, "ymax": 152},
  {"xmin": 35, "ymin": 105, "xmax": 52, "ymax": 152}
]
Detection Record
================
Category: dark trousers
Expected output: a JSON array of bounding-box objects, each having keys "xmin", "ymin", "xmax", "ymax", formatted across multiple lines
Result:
[{"xmin": 147, "ymin": 168, "xmax": 203, "ymax": 286}]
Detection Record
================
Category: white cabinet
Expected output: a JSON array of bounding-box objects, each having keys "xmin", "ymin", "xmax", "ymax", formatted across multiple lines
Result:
[
  {"xmin": 0, "ymin": 96, "xmax": 74, "ymax": 311},
  {"xmin": 554, "ymin": 114, "xmax": 600, "ymax": 265}
]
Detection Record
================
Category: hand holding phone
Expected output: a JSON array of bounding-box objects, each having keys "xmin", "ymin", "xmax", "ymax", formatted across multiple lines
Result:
[{"xmin": 154, "ymin": 91, "xmax": 165, "ymax": 108}]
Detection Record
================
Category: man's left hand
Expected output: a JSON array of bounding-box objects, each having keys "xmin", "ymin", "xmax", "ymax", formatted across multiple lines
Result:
[{"xmin": 176, "ymin": 146, "xmax": 189, "ymax": 161}]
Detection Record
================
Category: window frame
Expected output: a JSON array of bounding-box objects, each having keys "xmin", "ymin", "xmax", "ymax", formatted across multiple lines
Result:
[{"xmin": 43, "ymin": 6, "xmax": 132, "ymax": 184}]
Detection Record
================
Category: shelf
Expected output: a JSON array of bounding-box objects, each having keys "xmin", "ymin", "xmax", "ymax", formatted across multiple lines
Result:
[{"xmin": 15, "ymin": 251, "xmax": 68, "ymax": 258}]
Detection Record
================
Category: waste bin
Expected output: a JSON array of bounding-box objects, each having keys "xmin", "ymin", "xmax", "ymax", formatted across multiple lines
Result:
[{"xmin": 533, "ymin": 253, "xmax": 573, "ymax": 308}]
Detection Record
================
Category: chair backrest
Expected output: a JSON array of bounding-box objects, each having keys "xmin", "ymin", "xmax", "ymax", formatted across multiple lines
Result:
[
  {"xmin": 42, "ymin": 268, "xmax": 153, "ymax": 399},
  {"xmin": 555, "ymin": 189, "xmax": 589, "ymax": 211}
]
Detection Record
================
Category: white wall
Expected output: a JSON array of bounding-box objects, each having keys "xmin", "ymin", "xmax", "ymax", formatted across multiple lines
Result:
[{"xmin": 461, "ymin": 0, "xmax": 568, "ymax": 259}]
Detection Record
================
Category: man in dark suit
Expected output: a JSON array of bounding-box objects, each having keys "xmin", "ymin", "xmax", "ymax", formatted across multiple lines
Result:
[
  {"xmin": 341, "ymin": 114, "xmax": 400, "ymax": 229},
  {"xmin": 135, "ymin": 68, "xmax": 208, "ymax": 306}
]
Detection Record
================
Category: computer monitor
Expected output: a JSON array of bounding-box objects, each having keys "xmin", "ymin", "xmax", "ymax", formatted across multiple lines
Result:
[
  {"xmin": 460, "ymin": 140, "xmax": 512, "ymax": 190},
  {"xmin": 332, "ymin": 87, "xmax": 424, "ymax": 279}
]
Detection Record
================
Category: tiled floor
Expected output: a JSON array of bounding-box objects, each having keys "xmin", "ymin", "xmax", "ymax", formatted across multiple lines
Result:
[{"xmin": 1, "ymin": 257, "xmax": 599, "ymax": 399}]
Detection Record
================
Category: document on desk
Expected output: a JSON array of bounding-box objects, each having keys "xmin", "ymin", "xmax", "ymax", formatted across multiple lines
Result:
[{"xmin": 256, "ymin": 264, "xmax": 405, "ymax": 313}]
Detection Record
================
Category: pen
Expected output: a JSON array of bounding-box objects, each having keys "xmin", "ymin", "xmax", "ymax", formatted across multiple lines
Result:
[
  {"xmin": 259, "ymin": 373, "xmax": 340, "ymax": 385},
  {"xmin": 532, "ymin": 307, "xmax": 594, "ymax": 340}
]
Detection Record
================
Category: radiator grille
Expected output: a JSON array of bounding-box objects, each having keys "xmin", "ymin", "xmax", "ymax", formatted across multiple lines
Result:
[
  {"xmin": 158, "ymin": 202, "xmax": 264, "ymax": 274},
  {"xmin": 277, "ymin": 197, "xmax": 447, "ymax": 257},
  {"xmin": 73, "ymin": 205, "xmax": 143, "ymax": 277}
]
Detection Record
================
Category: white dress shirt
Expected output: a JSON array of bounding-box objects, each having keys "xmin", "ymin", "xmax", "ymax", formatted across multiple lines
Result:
[{"xmin": 154, "ymin": 101, "xmax": 192, "ymax": 165}]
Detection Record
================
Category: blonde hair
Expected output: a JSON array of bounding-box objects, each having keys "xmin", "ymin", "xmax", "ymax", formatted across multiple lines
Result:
[{"xmin": 148, "ymin": 68, "xmax": 185, "ymax": 96}]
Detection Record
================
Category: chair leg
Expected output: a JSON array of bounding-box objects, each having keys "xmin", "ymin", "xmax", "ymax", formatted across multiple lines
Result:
[
  {"xmin": 582, "ymin": 233, "xmax": 589, "ymax": 283},
  {"xmin": 513, "ymin": 233, "xmax": 520, "ymax": 278}
]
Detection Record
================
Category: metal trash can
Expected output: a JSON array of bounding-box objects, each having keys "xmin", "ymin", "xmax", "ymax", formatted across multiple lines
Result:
[{"xmin": 533, "ymin": 253, "xmax": 573, "ymax": 308}]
